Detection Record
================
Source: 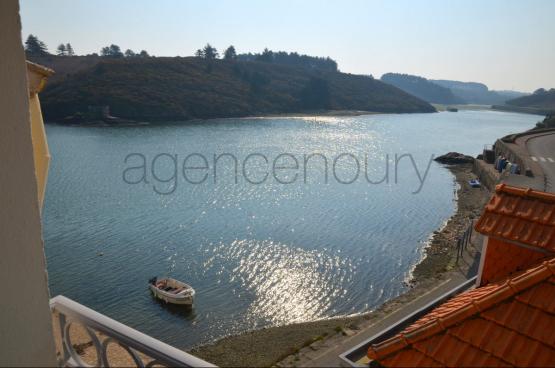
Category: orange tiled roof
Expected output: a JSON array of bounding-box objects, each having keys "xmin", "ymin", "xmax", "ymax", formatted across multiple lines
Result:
[
  {"xmin": 479, "ymin": 237, "xmax": 549, "ymax": 285},
  {"xmin": 367, "ymin": 257, "xmax": 555, "ymax": 367},
  {"xmin": 475, "ymin": 184, "xmax": 555, "ymax": 252}
]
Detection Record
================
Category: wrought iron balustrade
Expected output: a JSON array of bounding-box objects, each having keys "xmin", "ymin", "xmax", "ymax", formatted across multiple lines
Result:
[{"xmin": 50, "ymin": 295, "xmax": 215, "ymax": 367}]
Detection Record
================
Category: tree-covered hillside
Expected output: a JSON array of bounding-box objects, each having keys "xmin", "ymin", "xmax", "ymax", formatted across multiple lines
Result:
[
  {"xmin": 431, "ymin": 79, "xmax": 527, "ymax": 105},
  {"xmin": 237, "ymin": 50, "xmax": 338, "ymax": 72},
  {"xmin": 33, "ymin": 56, "xmax": 435, "ymax": 122},
  {"xmin": 380, "ymin": 73, "xmax": 463, "ymax": 104},
  {"xmin": 506, "ymin": 88, "xmax": 555, "ymax": 111},
  {"xmin": 379, "ymin": 71, "xmax": 529, "ymax": 106}
]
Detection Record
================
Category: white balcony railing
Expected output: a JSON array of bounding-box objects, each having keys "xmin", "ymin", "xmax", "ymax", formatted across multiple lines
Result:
[{"xmin": 50, "ymin": 295, "xmax": 216, "ymax": 367}]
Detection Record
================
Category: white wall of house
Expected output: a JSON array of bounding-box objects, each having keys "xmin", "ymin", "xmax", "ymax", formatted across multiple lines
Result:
[
  {"xmin": 475, "ymin": 236, "xmax": 488, "ymax": 287},
  {"xmin": 0, "ymin": 0, "xmax": 57, "ymax": 365}
]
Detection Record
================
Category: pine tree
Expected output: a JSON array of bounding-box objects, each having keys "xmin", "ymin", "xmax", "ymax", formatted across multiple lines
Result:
[
  {"xmin": 109, "ymin": 44, "xmax": 123, "ymax": 58},
  {"xmin": 65, "ymin": 43, "xmax": 74, "ymax": 56},
  {"xmin": 25, "ymin": 34, "xmax": 49, "ymax": 55},
  {"xmin": 256, "ymin": 48, "xmax": 273, "ymax": 63},
  {"xmin": 100, "ymin": 44, "xmax": 123, "ymax": 58},
  {"xmin": 124, "ymin": 49, "xmax": 136, "ymax": 57},
  {"xmin": 202, "ymin": 44, "xmax": 218, "ymax": 59},
  {"xmin": 56, "ymin": 43, "xmax": 66, "ymax": 56},
  {"xmin": 223, "ymin": 45, "xmax": 237, "ymax": 61}
]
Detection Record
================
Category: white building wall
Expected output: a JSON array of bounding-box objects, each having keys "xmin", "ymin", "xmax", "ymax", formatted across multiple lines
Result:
[{"xmin": 0, "ymin": 0, "xmax": 57, "ymax": 365}]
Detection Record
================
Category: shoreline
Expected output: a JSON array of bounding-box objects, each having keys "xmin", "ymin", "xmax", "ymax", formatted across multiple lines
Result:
[
  {"xmin": 409, "ymin": 163, "xmax": 488, "ymax": 284},
  {"xmin": 243, "ymin": 110, "xmax": 383, "ymax": 119},
  {"xmin": 189, "ymin": 162, "xmax": 491, "ymax": 367},
  {"xmin": 45, "ymin": 109, "xmax": 424, "ymax": 127}
]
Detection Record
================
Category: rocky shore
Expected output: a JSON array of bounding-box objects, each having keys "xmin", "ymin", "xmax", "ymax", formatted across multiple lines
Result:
[{"xmin": 190, "ymin": 161, "xmax": 491, "ymax": 367}]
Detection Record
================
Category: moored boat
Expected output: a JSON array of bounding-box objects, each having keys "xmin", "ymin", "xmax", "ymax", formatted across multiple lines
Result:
[{"xmin": 149, "ymin": 277, "xmax": 195, "ymax": 305}]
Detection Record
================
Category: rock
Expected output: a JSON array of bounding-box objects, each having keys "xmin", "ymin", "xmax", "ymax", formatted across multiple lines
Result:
[{"xmin": 434, "ymin": 152, "xmax": 474, "ymax": 165}]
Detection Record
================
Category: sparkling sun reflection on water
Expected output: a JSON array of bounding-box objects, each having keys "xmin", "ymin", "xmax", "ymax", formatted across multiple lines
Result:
[
  {"xmin": 43, "ymin": 111, "xmax": 540, "ymax": 347},
  {"xmin": 203, "ymin": 239, "xmax": 354, "ymax": 325}
]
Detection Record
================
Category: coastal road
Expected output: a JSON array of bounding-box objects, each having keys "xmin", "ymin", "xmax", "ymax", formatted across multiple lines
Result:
[{"xmin": 526, "ymin": 132, "xmax": 555, "ymax": 192}]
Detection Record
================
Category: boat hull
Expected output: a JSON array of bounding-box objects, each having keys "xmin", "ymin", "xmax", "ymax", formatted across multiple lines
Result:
[{"xmin": 149, "ymin": 278, "xmax": 195, "ymax": 305}]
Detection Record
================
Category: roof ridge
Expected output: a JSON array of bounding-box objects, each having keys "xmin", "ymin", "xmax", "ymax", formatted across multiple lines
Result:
[
  {"xmin": 496, "ymin": 184, "xmax": 555, "ymax": 202},
  {"xmin": 368, "ymin": 258, "xmax": 555, "ymax": 361},
  {"xmin": 475, "ymin": 185, "xmax": 555, "ymax": 251},
  {"xmin": 26, "ymin": 60, "xmax": 55, "ymax": 76}
]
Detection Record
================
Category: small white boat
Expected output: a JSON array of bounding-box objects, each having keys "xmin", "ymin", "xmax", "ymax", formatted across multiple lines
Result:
[
  {"xmin": 469, "ymin": 179, "xmax": 481, "ymax": 188},
  {"xmin": 149, "ymin": 277, "xmax": 195, "ymax": 305}
]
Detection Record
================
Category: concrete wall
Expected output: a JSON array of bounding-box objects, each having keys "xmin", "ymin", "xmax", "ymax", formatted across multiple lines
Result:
[
  {"xmin": 494, "ymin": 139, "xmax": 531, "ymax": 176},
  {"xmin": 0, "ymin": 1, "xmax": 57, "ymax": 366},
  {"xmin": 472, "ymin": 159, "xmax": 500, "ymax": 191},
  {"xmin": 494, "ymin": 138, "xmax": 547, "ymax": 191}
]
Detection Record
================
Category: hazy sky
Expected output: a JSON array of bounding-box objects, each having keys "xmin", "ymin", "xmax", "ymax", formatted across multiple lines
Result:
[{"xmin": 20, "ymin": 0, "xmax": 555, "ymax": 92}]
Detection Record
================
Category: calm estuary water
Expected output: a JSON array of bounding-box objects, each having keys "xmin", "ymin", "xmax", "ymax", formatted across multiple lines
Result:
[{"xmin": 43, "ymin": 110, "xmax": 539, "ymax": 348}]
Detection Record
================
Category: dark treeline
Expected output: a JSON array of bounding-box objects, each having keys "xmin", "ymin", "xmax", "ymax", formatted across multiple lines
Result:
[
  {"xmin": 507, "ymin": 88, "xmax": 555, "ymax": 111},
  {"xmin": 237, "ymin": 49, "xmax": 338, "ymax": 72},
  {"xmin": 100, "ymin": 45, "xmax": 150, "ymax": 58},
  {"xmin": 24, "ymin": 34, "xmax": 150, "ymax": 59},
  {"xmin": 25, "ymin": 35, "xmax": 337, "ymax": 73},
  {"xmin": 194, "ymin": 44, "xmax": 338, "ymax": 72},
  {"xmin": 536, "ymin": 114, "xmax": 555, "ymax": 129}
]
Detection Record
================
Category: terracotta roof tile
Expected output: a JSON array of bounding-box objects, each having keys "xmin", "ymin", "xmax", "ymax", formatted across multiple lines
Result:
[
  {"xmin": 482, "ymin": 300, "xmax": 555, "ymax": 346},
  {"xmin": 367, "ymin": 258, "xmax": 555, "ymax": 367},
  {"xmin": 449, "ymin": 317, "xmax": 554, "ymax": 366},
  {"xmin": 475, "ymin": 184, "xmax": 555, "ymax": 252},
  {"xmin": 381, "ymin": 349, "xmax": 443, "ymax": 367},
  {"xmin": 400, "ymin": 283, "xmax": 501, "ymax": 333},
  {"xmin": 413, "ymin": 333, "xmax": 509, "ymax": 367},
  {"xmin": 479, "ymin": 237, "xmax": 549, "ymax": 285},
  {"xmin": 516, "ymin": 279, "xmax": 555, "ymax": 312}
]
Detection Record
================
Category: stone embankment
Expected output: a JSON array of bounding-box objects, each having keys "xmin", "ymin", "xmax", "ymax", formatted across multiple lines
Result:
[
  {"xmin": 438, "ymin": 127, "xmax": 554, "ymax": 192},
  {"xmin": 435, "ymin": 152, "xmax": 499, "ymax": 191},
  {"xmin": 491, "ymin": 130, "xmax": 553, "ymax": 191}
]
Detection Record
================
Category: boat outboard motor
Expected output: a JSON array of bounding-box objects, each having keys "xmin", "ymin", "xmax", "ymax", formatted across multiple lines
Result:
[{"xmin": 148, "ymin": 276, "xmax": 157, "ymax": 285}]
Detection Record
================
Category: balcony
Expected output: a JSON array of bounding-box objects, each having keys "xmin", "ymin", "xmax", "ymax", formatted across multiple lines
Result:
[{"xmin": 50, "ymin": 295, "xmax": 215, "ymax": 367}]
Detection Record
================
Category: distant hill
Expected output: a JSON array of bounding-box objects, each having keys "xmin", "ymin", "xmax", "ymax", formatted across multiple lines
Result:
[
  {"xmin": 380, "ymin": 73, "xmax": 463, "ymax": 104},
  {"xmin": 431, "ymin": 79, "xmax": 527, "ymax": 105},
  {"xmin": 380, "ymin": 73, "xmax": 528, "ymax": 106},
  {"xmin": 495, "ymin": 90, "xmax": 529, "ymax": 100},
  {"xmin": 30, "ymin": 56, "xmax": 435, "ymax": 122},
  {"xmin": 505, "ymin": 89, "xmax": 555, "ymax": 112}
]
